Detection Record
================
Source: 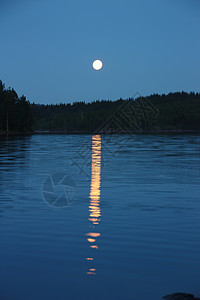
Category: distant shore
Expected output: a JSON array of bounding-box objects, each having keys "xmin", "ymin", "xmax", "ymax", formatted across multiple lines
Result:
[
  {"xmin": 34, "ymin": 129, "xmax": 200, "ymax": 134},
  {"xmin": 0, "ymin": 131, "xmax": 33, "ymax": 136},
  {"xmin": 1, "ymin": 130, "xmax": 200, "ymax": 136},
  {"xmin": 33, "ymin": 130, "xmax": 200, "ymax": 135}
]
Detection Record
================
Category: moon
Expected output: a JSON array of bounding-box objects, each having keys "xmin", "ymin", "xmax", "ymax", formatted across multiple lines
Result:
[{"xmin": 92, "ymin": 59, "xmax": 103, "ymax": 71}]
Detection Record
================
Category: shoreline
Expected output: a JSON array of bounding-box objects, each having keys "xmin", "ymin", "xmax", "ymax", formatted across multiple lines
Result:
[
  {"xmin": 34, "ymin": 129, "xmax": 200, "ymax": 134},
  {"xmin": 0, "ymin": 131, "xmax": 33, "ymax": 136},
  {"xmin": 1, "ymin": 129, "xmax": 200, "ymax": 136}
]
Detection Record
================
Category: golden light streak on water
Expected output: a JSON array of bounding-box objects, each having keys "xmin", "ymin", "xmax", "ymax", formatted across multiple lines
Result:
[{"xmin": 85, "ymin": 135, "xmax": 102, "ymax": 275}]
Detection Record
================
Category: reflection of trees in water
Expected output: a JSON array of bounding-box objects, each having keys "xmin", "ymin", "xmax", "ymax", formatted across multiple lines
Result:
[{"xmin": 0, "ymin": 135, "xmax": 32, "ymax": 216}]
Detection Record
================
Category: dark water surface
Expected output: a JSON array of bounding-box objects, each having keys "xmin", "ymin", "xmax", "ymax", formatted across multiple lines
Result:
[{"xmin": 0, "ymin": 134, "xmax": 200, "ymax": 300}]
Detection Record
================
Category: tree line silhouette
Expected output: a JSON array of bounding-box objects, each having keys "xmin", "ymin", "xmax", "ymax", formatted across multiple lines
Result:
[
  {"xmin": 0, "ymin": 80, "xmax": 32, "ymax": 132},
  {"xmin": 31, "ymin": 92, "xmax": 200, "ymax": 132},
  {"xmin": 1, "ymin": 80, "xmax": 200, "ymax": 133}
]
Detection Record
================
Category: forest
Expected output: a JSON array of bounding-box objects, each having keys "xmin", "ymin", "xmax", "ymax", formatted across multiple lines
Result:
[
  {"xmin": 0, "ymin": 80, "xmax": 33, "ymax": 133},
  {"xmin": 31, "ymin": 92, "xmax": 200, "ymax": 133},
  {"xmin": 1, "ymin": 80, "xmax": 200, "ymax": 133}
]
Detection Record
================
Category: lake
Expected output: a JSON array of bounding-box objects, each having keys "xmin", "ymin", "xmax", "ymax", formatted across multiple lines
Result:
[{"xmin": 0, "ymin": 134, "xmax": 200, "ymax": 300}]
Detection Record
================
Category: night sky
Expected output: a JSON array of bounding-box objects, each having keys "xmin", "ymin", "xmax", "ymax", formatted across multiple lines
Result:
[{"xmin": 1, "ymin": 0, "xmax": 200, "ymax": 104}]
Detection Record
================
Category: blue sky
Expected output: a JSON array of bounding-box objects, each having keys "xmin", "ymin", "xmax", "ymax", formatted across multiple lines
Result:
[{"xmin": 1, "ymin": 0, "xmax": 200, "ymax": 104}]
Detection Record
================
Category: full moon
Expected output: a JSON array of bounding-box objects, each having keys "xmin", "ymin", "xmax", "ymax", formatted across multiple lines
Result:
[{"xmin": 92, "ymin": 59, "xmax": 103, "ymax": 71}]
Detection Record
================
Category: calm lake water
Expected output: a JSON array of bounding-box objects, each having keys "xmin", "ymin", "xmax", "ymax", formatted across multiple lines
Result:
[{"xmin": 0, "ymin": 134, "xmax": 200, "ymax": 300}]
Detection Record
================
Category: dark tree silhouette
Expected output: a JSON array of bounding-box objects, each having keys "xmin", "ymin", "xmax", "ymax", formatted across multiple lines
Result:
[
  {"xmin": 0, "ymin": 80, "xmax": 33, "ymax": 133},
  {"xmin": 1, "ymin": 79, "xmax": 199, "ymax": 133},
  {"xmin": 31, "ymin": 92, "xmax": 200, "ymax": 132}
]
